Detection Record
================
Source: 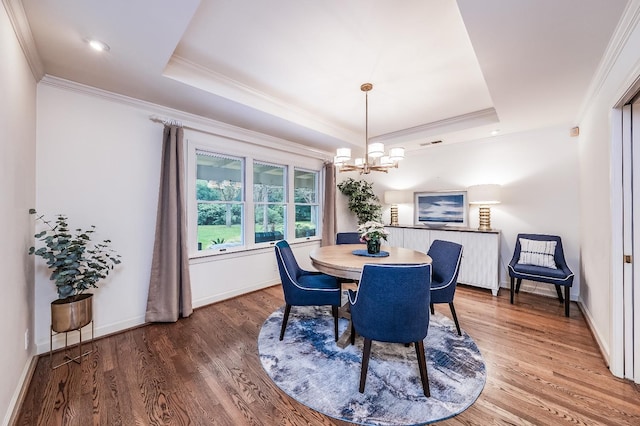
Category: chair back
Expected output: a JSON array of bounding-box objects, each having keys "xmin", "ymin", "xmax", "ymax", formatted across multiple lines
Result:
[
  {"xmin": 428, "ymin": 240, "xmax": 463, "ymax": 293},
  {"xmin": 350, "ymin": 263, "xmax": 431, "ymax": 343},
  {"xmin": 511, "ymin": 233, "xmax": 566, "ymax": 265},
  {"xmin": 274, "ymin": 240, "xmax": 303, "ymax": 299},
  {"xmin": 336, "ymin": 232, "xmax": 363, "ymax": 245}
]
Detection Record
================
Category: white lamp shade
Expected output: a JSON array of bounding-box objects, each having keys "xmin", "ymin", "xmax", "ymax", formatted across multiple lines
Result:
[
  {"xmin": 380, "ymin": 155, "xmax": 393, "ymax": 166},
  {"xmin": 384, "ymin": 190, "xmax": 410, "ymax": 204},
  {"xmin": 389, "ymin": 147, "xmax": 405, "ymax": 161},
  {"xmin": 336, "ymin": 147, "xmax": 351, "ymax": 161},
  {"xmin": 368, "ymin": 142, "xmax": 385, "ymax": 158},
  {"xmin": 468, "ymin": 184, "xmax": 501, "ymax": 205}
]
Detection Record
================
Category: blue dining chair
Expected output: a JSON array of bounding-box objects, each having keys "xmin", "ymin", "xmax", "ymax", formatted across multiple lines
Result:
[
  {"xmin": 348, "ymin": 263, "xmax": 432, "ymax": 396},
  {"xmin": 336, "ymin": 232, "xmax": 364, "ymax": 245},
  {"xmin": 427, "ymin": 240, "xmax": 464, "ymax": 335},
  {"xmin": 274, "ymin": 240, "xmax": 342, "ymax": 341},
  {"xmin": 508, "ymin": 233, "xmax": 574, "ymax": 316}
]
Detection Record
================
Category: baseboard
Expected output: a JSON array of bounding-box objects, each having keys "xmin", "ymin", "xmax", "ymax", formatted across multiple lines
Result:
[
  {"xmin": 577, "ymin": 299, "xmax": 610, "ymax": 367},
  {"xmin": 193, "ymin": 279, "xmax": 279, "ymax": 308},
  {"xmin": 36, "ymin": 315, "xmax": 146, "ymax": 355},
  {"xmin": 3, "ymin": 354, "xmax": 38, "ymax": 426}
]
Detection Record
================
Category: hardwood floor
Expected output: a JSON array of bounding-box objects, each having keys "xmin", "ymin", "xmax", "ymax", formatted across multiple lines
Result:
[{"xmin": 15, "ymin": 285, "xmax": 640, "ymax": 425}]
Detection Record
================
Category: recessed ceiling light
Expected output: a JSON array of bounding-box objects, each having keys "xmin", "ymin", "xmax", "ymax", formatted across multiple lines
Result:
[
  {"xmin": 87, "ymin": 39, "xmax": 110, "ymax": 52},
  {"xmin": 490, "ymin": 129, "xmax": 500, "ymax": 136}
]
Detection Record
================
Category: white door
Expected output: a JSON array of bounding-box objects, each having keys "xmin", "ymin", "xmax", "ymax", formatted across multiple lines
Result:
[{"xmin": 621, "ymin": 95, "xmax": 640, "ymax": 383}]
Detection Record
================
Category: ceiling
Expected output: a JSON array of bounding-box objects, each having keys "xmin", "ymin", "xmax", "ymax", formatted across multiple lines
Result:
[{"xmin": 18, "ymin": 0, "xmax": 629, "ymax": 157}]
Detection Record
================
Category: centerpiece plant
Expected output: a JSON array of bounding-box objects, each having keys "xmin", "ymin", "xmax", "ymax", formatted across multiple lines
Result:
[
  {"xmin": 29, "ymin": 209, "xmax": 121, "ymax": 332},
  {"xmin": 357, "ymin": 221, "xmax": 390, "ymax": 254}
]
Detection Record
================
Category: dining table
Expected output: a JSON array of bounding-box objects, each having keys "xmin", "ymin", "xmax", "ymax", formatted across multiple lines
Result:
[
  {"xmin": 309, "ymin": 244, "xmax": 432, "ymax": 347},
  {"xmin": 309, "ymin": 244, "xmax": 432, "ymax": 281}
]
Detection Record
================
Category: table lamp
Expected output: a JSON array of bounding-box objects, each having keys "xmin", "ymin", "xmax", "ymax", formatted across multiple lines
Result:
[
  {"xmin": 384, "ymin": 190, "xmax": 409, "ymax": 226},
  {"xmin": 467, "ymin": 184, "xmax": 501, "ymax": 231}
]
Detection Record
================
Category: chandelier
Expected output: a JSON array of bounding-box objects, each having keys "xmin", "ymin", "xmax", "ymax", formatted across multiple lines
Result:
[{"xmin": 334, "ymin": 83, "xmax": 404, "ymax": 173}]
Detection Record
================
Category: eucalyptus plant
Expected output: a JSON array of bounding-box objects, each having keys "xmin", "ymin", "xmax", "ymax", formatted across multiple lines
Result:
[
  {"xmin": 28, "ymin": 209, "xmax": 121, "ymax": 300},
  {"xmin": 337, "ymin": 178, "xmax": 382, "ymax": 224}
]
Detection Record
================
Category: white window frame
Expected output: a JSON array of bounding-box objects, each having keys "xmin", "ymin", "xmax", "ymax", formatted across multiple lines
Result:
[
  {"xmin": 186, "ymin": 132, "xmax": 324, "ymax": 259},
  {"xmin": 292, "ymin": 167, "xmax": 320, "ymax": 241}
]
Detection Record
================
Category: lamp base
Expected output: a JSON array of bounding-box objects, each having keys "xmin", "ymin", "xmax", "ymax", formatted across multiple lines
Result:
[
  {"xmin": 478, "ymin": 206, "xmax": 492, "ymax": 231},
  {"xmin": 390, "ymin": 205, "xmax": 399, "ymax": 226}
]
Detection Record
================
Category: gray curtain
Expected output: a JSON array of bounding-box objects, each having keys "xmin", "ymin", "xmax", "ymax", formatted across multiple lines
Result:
[
  {"xmin": 321, "ymin": 162, "xmax": 336, "ymax": 246},
  {"xmin": 145, "ymin": 125, "xmax": 193, "ymax": 322}
]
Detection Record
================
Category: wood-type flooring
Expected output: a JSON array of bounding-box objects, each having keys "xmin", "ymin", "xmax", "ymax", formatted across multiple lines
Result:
[{"xmin": 15, "ymin": 285, "xmax": 640, "ymax": 425}]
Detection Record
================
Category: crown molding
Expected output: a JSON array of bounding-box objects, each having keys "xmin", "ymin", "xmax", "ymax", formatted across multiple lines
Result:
[
  {"xmin": 577, "ymin": 0, "xmax": 640, "ymax": 119},
  {"xmin": 371, "ymin": 108, "xmax": 499, "ymax": 144},
  {"xmin": 3, "ymin": 0, "xmax": 44, "ymax": 80},
  {"xmin": 39, "ymin": 75, "xmax": 332, "ymax": 160}
]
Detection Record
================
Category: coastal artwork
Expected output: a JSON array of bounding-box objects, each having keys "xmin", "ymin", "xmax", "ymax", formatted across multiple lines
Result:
[{"xmin": 415, "ymin": 191, "xmax": 467, "ymax": 226}]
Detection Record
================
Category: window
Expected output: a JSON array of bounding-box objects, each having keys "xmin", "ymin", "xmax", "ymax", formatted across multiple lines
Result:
[
  {"xmin": 294, "ymin": 168, "xmax": 319, "ymax": 238},
  {"xmin": 189, "ymin": 134, "xmax": 324, "ymax": 256},
  {"xmin": 195, "ymin": 151, "xmax": 244, "ymax": 251},
  {"xmin": 253, "ymin": 161, "xmax": 286, "ymax": 243}
]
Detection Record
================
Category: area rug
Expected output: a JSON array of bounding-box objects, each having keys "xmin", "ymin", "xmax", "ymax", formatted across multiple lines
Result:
[{"xmin": 258, "ymin": 305, "xmax": 486, "ymax": 425}]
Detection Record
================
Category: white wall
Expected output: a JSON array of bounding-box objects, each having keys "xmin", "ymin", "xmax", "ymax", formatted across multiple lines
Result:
[
  {"xmin": 578, "ymin": 11, "xmax": 640, "ymax": 366},
  {"xmin": 34, "ymin": 80, "xmax": 324, "ymax": 354},
  {"xmin": 0, "ymin": 3, "xmax": 37, "ymax": 423},
  {"xmin": 337, "ymin": 125, "xmax": 582, "ymax": 298}
]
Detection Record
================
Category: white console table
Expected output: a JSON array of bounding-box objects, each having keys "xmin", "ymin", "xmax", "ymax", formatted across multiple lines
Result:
[{"xmin": 385, "ymin": 225, "xmax": 501, "ymax": 296}]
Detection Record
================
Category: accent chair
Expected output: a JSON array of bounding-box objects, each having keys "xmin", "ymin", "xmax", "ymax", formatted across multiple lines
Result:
[
  {"xmin": 508, "ymin": 233, "xmax": 574, "ymax": 317},
  {"xmin": 348, "ymin": 263, "xmax": 432, "ymax": 396},
  {"xmin": 427, "ymin": 240, "xmax": 464, "ymax": 335}
]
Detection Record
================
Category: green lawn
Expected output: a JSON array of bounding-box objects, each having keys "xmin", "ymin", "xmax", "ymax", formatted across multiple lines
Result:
[
  {"xmin": 198, "ymin": 225, "xmax": 242, "ymax": 249},
  {"xmin": 197, "ymin": 222, "xmax": 316, "ymax": 250}
]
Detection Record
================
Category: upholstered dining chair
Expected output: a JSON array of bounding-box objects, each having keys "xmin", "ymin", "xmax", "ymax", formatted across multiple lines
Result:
[
  {"xmin": 427, "ymin": 240, "xmax": 464, "ymax": 335},
  {"xmin": 335, "ymin": 232, "xmax": 364, "ymax": 285},
  {"xmin": 274, "ymin": 240, "xmax": 342, "ymax": 341},
  {"xmin": 508, "ymin": 233, "xmax": 574, "ymax": 317},
  {"xmin": 336, "ymin": 232, "xmax": 364, "ymax": 245},
  {"xmin": 348, "ymin": 263, "xmax": 432, "ymax": 396}
]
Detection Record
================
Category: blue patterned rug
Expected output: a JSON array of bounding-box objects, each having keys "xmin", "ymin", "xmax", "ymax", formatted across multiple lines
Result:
[{"xmin": 258, "ymin": 305, "xmax": 486, "ymax": 425}]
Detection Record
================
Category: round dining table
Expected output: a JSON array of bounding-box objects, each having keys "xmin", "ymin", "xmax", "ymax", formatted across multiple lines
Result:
[{"xmin": 309, "ymin": 244, "xmax": 432, "ymax": 281}]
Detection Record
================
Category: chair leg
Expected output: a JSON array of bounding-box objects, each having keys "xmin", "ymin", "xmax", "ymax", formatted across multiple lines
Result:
[
  {"xmin": 449, "ymin": 302, "xmax": 462, "ymax": 336},
  {"xmin": 515, "ymin": 278, "xmax": 522, "ymax": 293},
  {"xmin": 359, "ymin": 338, "xmax": 373, "ymax": 393},
  {"xmin": 510, "ymin": 277, "xmax": 514, "ymax": 304},
  {"xmin": 279, "ymin": 304, "xmax": 292, "ymax": 341},
  {"xmin": 564, "ymin": 286, "xmax": 570, "ymax": 317},
  {"xmin": 350, "ymin": 321, "xmax": 356, "ymax": 345},
  {"xmin": 332, "ymin": 305, "xmax": 339, "ymax": 341},
  {"xmin": 414, "ymin": 340, "xmax": 430, "ymax": 397},
  {"xmin": 555, "ymin": 285, "xmax": 564, "ymax": 303},
  {"xmin": 430, "ymin": 303, "xmax": 435, "ymax": 315}
]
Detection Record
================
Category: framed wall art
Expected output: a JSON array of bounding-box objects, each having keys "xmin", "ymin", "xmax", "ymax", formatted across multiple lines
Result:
[{"xmin": 414, "ymin": 191, "xmax": 468, "ymax": 227}]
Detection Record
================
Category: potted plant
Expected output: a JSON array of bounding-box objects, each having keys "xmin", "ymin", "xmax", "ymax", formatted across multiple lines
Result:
[
  {"xmin": 29, "ymin": 209, "xmax": 121, "ymax": 332},
  {"xmin": 337, "ymin": 178, "xmax": 382, "ymax": 224},
  {"xmin": 357, "ymin": 221, "xmax": 390, "ymax": 254}
]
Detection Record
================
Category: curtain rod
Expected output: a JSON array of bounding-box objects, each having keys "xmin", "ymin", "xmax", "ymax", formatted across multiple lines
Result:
[{"xmin": 149, "ymin": 115, "xmax": 183, "ymax": 127}]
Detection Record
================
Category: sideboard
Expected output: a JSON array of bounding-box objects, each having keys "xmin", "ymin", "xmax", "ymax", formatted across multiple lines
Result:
[{"xmin": 385, "ymin": 225, "xmax": 501, "ymax": 296}]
